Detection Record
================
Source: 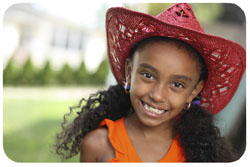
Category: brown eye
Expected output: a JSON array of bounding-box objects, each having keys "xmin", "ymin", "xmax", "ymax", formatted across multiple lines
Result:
[
  {"xmin": 172, "ymin": 82, "xmax": 185, "ymax": 88},
  {"xmin": 141, "ymin": 72, "xmax": 154, "ymax": 80}
]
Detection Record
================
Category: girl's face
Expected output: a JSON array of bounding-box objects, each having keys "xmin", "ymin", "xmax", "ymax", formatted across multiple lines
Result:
[{"xmin": 125, "ymin": 41, "xmax": 204, "ymax": 127}]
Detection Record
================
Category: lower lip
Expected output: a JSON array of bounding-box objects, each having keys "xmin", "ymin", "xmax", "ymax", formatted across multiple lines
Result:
[{"xmin": 140, "ymin": 100, "xmax": 168, "ymax": 118}]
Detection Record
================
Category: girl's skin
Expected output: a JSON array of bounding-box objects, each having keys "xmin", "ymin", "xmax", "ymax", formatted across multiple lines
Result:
[{"xmin": 80, "ymin": 40, "xmax": 204, "ymax": 162}]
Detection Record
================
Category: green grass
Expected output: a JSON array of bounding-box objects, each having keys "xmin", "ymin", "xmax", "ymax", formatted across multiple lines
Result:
[{"xmin": 3, "ymin": 87, "xmax": 100, "ymax": 162}]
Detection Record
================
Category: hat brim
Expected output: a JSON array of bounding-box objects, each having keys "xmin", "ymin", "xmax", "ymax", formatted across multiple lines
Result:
[{"xmin": 106, "ymin": 7, "xmax": 246, "ymax": 114}]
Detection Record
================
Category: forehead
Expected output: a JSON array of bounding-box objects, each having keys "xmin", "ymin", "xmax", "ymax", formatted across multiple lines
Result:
[{"xmin": 132, "ymin": 41, "xmax": 200, "ymax": 81}]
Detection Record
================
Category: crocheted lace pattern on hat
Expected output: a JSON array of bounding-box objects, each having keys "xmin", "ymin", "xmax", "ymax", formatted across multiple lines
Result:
[{"xmin": 157, "ymin": 3, "xmax": 204, "ymax": 32}]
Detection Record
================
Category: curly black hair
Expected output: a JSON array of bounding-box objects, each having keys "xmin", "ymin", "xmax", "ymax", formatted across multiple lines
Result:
[
  {"xmin": 55, "ymin": 84, "xmax": 131, "ymax": 159},
  {"xmin": 55, "ymin": 36, "xmax": 237, "ymax": 162},
  {"xmin": 175, "ymin": 105, "xmax": 237, "ymax": 162}
]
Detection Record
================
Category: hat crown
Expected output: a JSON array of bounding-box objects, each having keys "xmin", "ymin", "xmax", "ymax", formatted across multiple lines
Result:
[{"xmin": 156, "ymin": 3, "xmax": 204, "ymax": 32}]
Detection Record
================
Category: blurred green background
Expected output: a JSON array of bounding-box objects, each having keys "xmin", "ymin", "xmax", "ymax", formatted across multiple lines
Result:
[
  {"xmin": 3, "ymin": 87, "xmax": 81, "ymax": 162},
  {"xmin": 3, "ymin": 3, "xmax": 245, "ymax": 162}
]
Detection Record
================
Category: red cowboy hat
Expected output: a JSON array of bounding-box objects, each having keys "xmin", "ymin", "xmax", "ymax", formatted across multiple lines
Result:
[{"xmin": 106, "ymin": 3, "xmax": 246, "ymax": 115}]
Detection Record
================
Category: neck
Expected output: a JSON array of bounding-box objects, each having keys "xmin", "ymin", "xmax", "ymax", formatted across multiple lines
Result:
[{"xmin": 125, "ymin": 112, "xmax": 175, "ymax": 140}]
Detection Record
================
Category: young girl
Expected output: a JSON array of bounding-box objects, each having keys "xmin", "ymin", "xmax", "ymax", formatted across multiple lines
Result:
[{"xmin": 55, "ymin": 3, "xmax": 246, "ymax": 162}]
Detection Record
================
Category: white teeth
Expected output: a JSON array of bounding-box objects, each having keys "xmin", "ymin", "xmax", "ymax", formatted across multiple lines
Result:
[{"xmin": 143, "ymin": 102, "xmax": 165, "ymax": 114}]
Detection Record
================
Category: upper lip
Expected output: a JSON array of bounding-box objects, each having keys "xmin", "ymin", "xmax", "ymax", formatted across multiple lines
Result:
[{"xmin": 141, "ymin": 100, "xmax": 167, "ymax": 111}]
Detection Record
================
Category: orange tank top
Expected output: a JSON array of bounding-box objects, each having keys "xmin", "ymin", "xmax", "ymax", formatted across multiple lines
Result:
[{"xmin": 99, "ymin": 117, "xmax": 186, "ymax": 162}]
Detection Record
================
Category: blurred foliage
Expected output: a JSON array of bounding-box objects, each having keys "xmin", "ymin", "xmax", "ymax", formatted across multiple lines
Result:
[
  {"xmin": 36, "ymin": 60, "xmax": 57, "ymax": 85},
  {"xmin": 89, "ymin": 57, "xmax": 109, "ymax": 85},
  {"xmin": 57, "ymin": 63, "xmax": 75, "ymax": 85},
  {"xmin": 130, "ymin": 3, "xmax": 224, "ymax": 24},
  {"xmin": 147, "ymin": 3, "xmax": 171, "ymax": 16},
  {"xmin": 3, "ymin": 56, "xmax": 17, "ymax": 86},
  {"xmin": 74, "ymin": 60, "xmax": 89, "ymax": 85},
  {"xmin": 16, "ymin": 56, "xmax": 38, "ymax": 85},
  {"xmin": 3, "ymin": 55, "xmax": 109, "ymax": 86},
  {"xmin": 191, "ymin": 3, "xmax": 223, "ymax": 24}
]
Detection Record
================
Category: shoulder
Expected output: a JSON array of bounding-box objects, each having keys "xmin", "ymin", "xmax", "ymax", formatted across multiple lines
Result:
[{"xmin": 80, "ymin": 127, "xmax": 114, "ymax": 162}]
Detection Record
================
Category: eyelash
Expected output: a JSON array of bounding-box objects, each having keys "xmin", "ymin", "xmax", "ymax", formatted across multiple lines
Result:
[
  {"xmin": 172, "ymin": 82, "xmax": 185, "ymax": 88},
  {"xmin": 141, "ymin": 72, "xmax": 154, "ymax": 80}
]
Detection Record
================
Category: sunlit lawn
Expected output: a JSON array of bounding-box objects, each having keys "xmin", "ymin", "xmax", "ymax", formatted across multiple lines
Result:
[{"xmin": 3, "ymin": 86, "xmax": 101, "ymax": 162}]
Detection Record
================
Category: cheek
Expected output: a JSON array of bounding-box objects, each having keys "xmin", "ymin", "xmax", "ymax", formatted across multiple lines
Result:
[
  {"xmin": 130, "ymin": 76, "xmax": 151, "ymax": 97},
  {"xmin": 130, "ymin": 72, "xmax": 154, "ymax": 102},
  {"xmin": 170, "ymin": 95, "xmax": 186, "ymax": 109},
  {"xmin": 167, "ymin": 90, "xmax": 191, "ymax": 110}
]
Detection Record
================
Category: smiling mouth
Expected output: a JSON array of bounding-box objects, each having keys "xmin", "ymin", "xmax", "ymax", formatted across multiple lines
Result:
[{"xmin": 141, "ymin": 100, "xmax": 168, "ymax": 115}]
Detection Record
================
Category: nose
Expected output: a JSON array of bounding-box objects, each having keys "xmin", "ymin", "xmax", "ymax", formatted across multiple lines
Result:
[{"xmin": 149, "ymin": 83, "xmax": 166, "ymax": 103}]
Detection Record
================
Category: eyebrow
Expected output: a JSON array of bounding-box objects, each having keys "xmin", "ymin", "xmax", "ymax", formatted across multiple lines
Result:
[
  {"xmin": 172, "ymin": 75, "xmax": 192, "ymax": 82},
  {"xmin": 138, "ymin": 63, "xmax": 158, "ymax": 73},
  {"xmin": 139, "ymin": 63, "xmax": 192, "ymax": 82}
]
